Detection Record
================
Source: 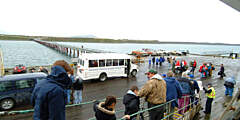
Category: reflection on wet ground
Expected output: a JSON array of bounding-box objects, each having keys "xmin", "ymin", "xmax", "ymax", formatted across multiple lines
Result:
[{"xmin": 1, "ymin": 55, "xmax": 240, "ymax": 120}]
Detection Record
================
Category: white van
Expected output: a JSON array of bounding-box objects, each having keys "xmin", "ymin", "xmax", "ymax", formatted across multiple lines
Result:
[{"xmin": 76, "ymin": 53, "xmax": 139, "ymax": 81}]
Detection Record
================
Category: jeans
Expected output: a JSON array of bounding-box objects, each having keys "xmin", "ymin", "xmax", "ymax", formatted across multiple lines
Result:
[
  {"xmin": 225, "ymin": 87, "xmax": 234, "ymax": 96},
  {"xmin": 67, "ymin": 90, "xmax": 71, "ymax": 104},
  {"xmin": 74, "ymin": 90, "xmax": 83, "ymax": 104}
]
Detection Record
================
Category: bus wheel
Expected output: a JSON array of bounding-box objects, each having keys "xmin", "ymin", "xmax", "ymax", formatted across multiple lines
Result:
[
  {"xmin": 99, "ymin": 73, "xmax": 107, "ymax": 82},
  {"xmin": 131, "ymin": 70, "xmax": 137, "ymax": 77}
]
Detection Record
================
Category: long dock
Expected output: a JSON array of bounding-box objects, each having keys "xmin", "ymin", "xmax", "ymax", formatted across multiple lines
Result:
[
  {"xmin": 0, "ymin": 47, "xmax": 4, "ymax": 76},
  {"xmin": 33, "ymin": 39, "xmax": 112, "ymax": 58}
]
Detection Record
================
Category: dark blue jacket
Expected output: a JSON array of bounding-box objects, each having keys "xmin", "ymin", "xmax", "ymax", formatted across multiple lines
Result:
[
  {"xmin": 164, "ymin": 77, "xmax": 182, "ymax": 108},
  {"xmin": 189, "ymin": 79, "xmax": 200, "ymax": 94},
  {"xmin": 31, "ymin": 66, "xmax": 72, "ymax": 120},
  {"xmin": 177, "ymin": 77, "xmax": 193, "ymax": 95}
]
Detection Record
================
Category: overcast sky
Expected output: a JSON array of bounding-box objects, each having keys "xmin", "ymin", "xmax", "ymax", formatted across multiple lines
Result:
[{"xmin": 0, "ymin": 0, "xmax": 240, "ymax": 44}]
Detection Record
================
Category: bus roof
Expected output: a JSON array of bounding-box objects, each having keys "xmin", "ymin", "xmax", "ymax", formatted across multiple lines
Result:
[{"xmin": 78, "ymin": 53, "xmax": 135, "ymax": 60}]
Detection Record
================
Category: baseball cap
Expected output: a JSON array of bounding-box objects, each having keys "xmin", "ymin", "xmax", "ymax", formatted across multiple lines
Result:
[
  {"xmin": 189, "ymin": 74, "xmax": 194, "ymax": 78},
  {"xmin": 162, "ymin": 74, "xmax": 167, "ymax": 77},
  {"xmin": 145, "ymin": 69, "xmax": 157, "ymax": 75},
  {"xmin": 207, "ymin": 83, "xmax": 212, "ymax": 86}
]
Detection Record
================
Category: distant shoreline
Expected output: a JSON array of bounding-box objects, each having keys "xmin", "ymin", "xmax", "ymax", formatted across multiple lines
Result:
[{"xmin": 0, "ymin": 34, "xmax": 240, "ymax": 46}]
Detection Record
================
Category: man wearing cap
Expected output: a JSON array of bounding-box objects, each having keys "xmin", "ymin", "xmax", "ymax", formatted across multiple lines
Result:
[
  {"xmin": 138, "ymin": 69, "xmax": 166, "ymax": 120},
  {"xmin": 189, "ymin": 74, "xmax": 200, "ymax": 105},
  {"xmin": 203, "ymin": 83, "xmax": 215, "ymax": 115}
]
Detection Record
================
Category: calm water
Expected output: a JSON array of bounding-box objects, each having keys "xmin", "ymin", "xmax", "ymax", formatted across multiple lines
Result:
[{"xmin": 1, "ymin": 40, "xmax": 240, "ymax": 68}]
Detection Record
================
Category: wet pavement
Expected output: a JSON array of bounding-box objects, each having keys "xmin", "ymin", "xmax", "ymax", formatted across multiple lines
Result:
[{"xmin": 1, "ymin": 55, "xmax": 240, "ymax": 120}]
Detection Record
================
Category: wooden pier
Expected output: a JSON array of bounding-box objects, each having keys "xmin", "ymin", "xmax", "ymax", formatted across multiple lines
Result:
[
  {"xmin": 0, "ymin": 48, "xmax": 4, "ymax": 76},
  {"xmin": 33, "ymin": 39, "xmax": 112, "ymax": 58}
]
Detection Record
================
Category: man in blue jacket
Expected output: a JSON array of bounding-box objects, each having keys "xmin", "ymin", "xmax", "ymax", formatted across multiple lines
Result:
[
  {"xmin": 164, "ymin": 71, "xmax": 182, "ymax": 120},
  {"xmin": 31, "ymin": 60, "xmax": 73, "ymax": 120}
]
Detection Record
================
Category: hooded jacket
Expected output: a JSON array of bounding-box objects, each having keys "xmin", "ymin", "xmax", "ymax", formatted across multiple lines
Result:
[
  {"xmin": 31, "ymin": 66, "xmax": 72, "ymax": 120},
  {"xmin": 164, "ymin": 77, "xmax": 182, "ymax": 108},
  {"xmin": 123, "ymin": 90, "xmax": 140, "ymax": 119},
  {"xmin": 177, "ymin": 77, "xmax": 193, "ymax": 95},
  {"xmin": 93, "ymin": 101, "xmax": 116, "ymax": 120},
  {"xmin": 139, "ymin": 74, "xmax": 166, "ymax": 104}
]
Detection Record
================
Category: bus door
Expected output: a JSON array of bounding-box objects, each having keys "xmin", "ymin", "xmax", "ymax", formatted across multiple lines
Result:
[{"xmin": 125, "ymin": 59, "xmax": 131, "ymax": 76}]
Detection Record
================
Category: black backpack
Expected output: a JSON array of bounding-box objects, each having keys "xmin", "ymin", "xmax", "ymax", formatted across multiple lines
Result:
[{"xmin": 73, "ymin": 78, "xmax": 83, "ymax": 90}]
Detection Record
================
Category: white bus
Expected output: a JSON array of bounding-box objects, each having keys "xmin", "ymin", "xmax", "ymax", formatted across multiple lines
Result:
[{"xmin": 76, "ymin": 53, "xmax": 139, "ymax": 81}]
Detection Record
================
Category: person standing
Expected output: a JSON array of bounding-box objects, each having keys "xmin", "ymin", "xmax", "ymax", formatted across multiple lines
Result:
[
  {"xmin": 188, "ymin": 74, "xmax": 200, "ymax": 105},
  {"xmin": 138, "ymin": 69, "xmax": 166, "ymax": 120},
  {"xmin": 164, "ymin": 71, "xmax": 182, "ymax": 120},
  {"xmin": 159, "ymin": 56, "xmax": 164, "ymax": 66},
  {"xmin": 218, "ymin": 64, "xmax": 225, "ymax": 79},
  {"xmin": 224, "ymin": 76, "xmax": 236, "ymax": 97},
  {"xmin": 73, "ymin": 77, "xmax": 84, "ymax": 104},
  {"xmin": 177, "ymin": 72, "xmax": 193, "ymax": 114},
  {"xmin": 208, "ymin": 63, "xmax": 215, "ymax": 77},
  {"xmin": 190, "ymin": 60, "xmax": 197, "ymax": 74},
  {"xmin": 152, "ymin": 57, "xmax": 155, "ymax": 65},
  {"xmin": 66, "ymin": 74, "xmax": 74, "ymax": 104},
  {"xmin": 123, "ymin": 86, "xmax": 143, "ymax": 120},
  {"xmin": 31, "ymin": 60, "xmax": 73, "ymax": 120},
  {"xmin": 39, "ymin": 66, "xmax": 49, "ymax": 75},
  {"xmin": 203, "ymin": 83, "xmax": 215, "ymax": 115}
]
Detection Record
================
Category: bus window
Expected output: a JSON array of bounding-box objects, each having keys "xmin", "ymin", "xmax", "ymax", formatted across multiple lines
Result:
[
  {"xmin": 119, "ymin": 59, "xmax": 124, "ymax": 66},
  {"xmin": 89, "ymin": 60, "xmax": 98, "ymax": 67},
  {"xmin": 106, "ymin": 59, "xmax": 113, "ymax": 66},
  {"xmin": 113, "ymin": 59, "xmax": 119, "ymax": 66},
  {"xmin": 99, "ymin": 60, "xmax": 106, "ymax": 67}
]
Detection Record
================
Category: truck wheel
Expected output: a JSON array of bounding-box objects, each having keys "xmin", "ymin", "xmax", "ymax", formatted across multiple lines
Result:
[
  {"xmin": 131, "ymin": 70, "xmax": 137, "ymax": 77},
  {"xmin": 99, "ymin": 73, "xmax": 107, "ymax": 82},
  {"xmin": 0, "ymin": 98, "xmax": 15, "ymax": 110}
]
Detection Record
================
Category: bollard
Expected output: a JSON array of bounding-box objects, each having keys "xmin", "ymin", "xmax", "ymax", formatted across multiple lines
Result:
[
  {"xmin": 73, "ymin": 49, "xmax": 75, "ymax": 58},
  {"xmin": 66, "ymin": 48, "xmax": 69, "ymax": 56},
  {"xmin": 77, "ymin": 49, "xmax": 79, "ymax": 57}
]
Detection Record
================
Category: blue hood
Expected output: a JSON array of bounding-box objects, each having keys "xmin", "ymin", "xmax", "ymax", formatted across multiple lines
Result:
[
  {"xmin": 47, "ymin": 65, "xmax": 72, "ymax": 88},
  {"xmin": 225, "ymin": 77, "xmax": 236, "ymax": 85}
]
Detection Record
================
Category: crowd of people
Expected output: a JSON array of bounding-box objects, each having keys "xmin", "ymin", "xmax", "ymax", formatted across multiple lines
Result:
[{"xmin": 30, "ymin": 57, "xmax": 237, "ymax": 120}]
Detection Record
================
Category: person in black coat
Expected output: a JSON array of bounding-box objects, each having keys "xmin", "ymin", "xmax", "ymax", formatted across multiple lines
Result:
[
  {"xmin": 123, "ymin": 86, "xmax": 143, "ymax": 120},
  {"xmin": 94, "ymin": 96, "xmax": 130, "ymax": 120},
  {"xmin": 218, "ymin": 64, "xmax": 225, "ymax": 79}
]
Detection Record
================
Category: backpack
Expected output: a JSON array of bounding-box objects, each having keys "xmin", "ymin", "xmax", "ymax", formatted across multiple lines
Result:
[{"xmin": 73, "ymin": 78, "xmax": 83, "ymax": 90}]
